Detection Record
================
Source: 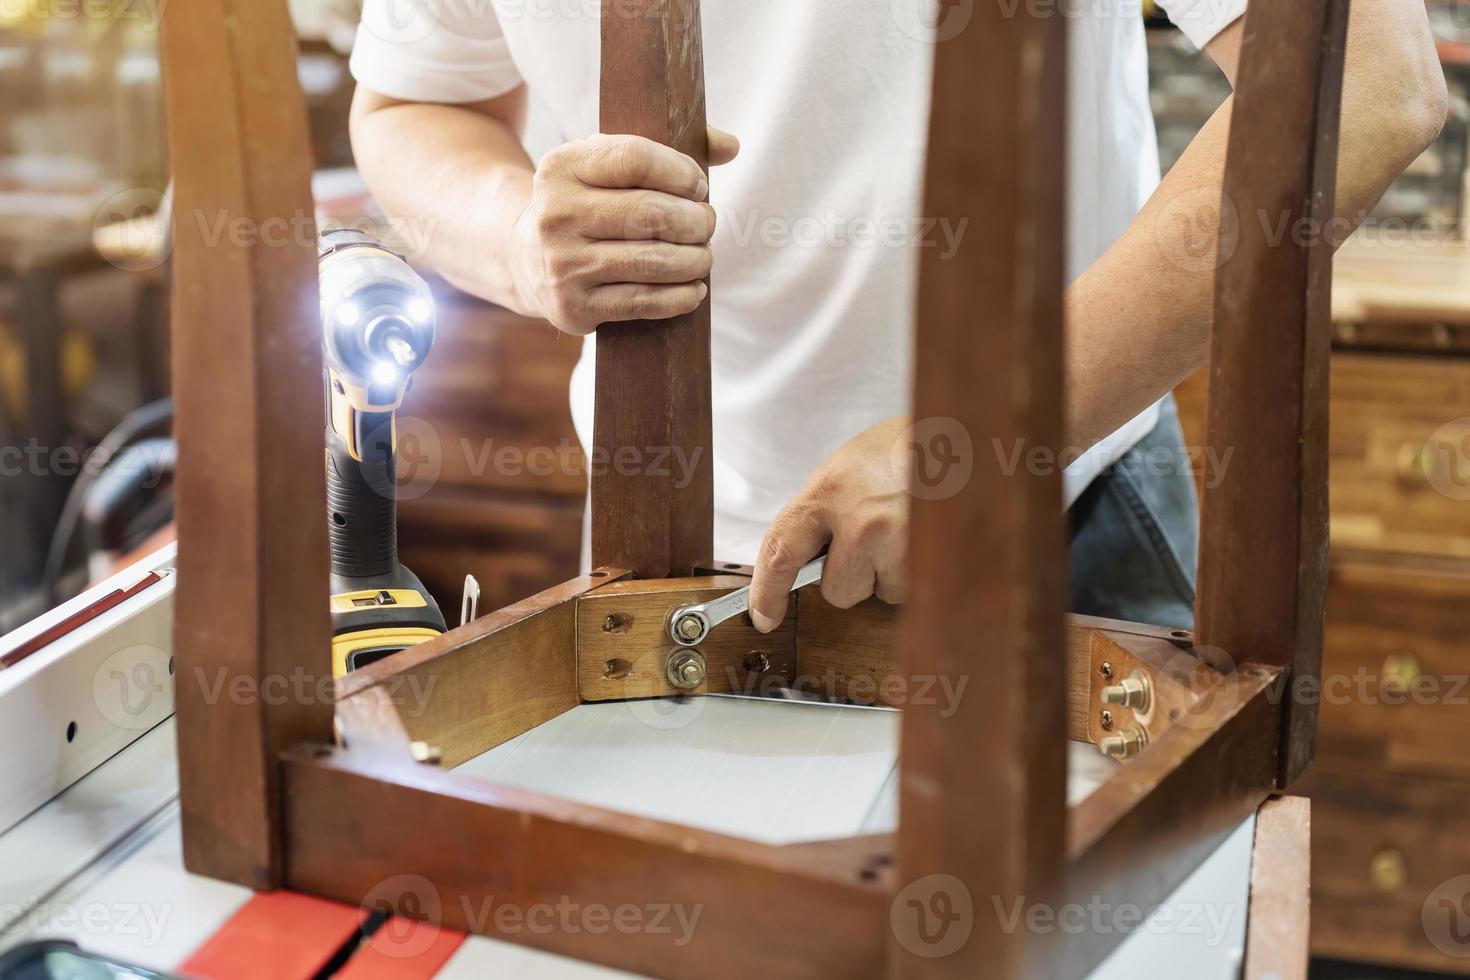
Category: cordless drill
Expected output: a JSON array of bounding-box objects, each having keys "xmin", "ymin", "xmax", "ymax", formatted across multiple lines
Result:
[{"xmin": 318, "ymin": 228, "xmax": 447, "ymax": 676}]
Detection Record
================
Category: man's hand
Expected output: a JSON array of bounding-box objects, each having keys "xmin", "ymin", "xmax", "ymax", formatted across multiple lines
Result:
[
  {"xmin": 749, "ymin": 417, "xmax": 911, "ymax": 631},
  {"xmin": 510, "ymin": 127, "xmax": 740, "ymax": 335}
]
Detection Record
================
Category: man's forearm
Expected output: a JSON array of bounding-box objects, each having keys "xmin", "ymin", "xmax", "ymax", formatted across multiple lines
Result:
[
  {"xmin": 350, "ymin": 88, "xmax": 539, "ymax": 313},
  {"xmin": 1064, "ymin": 1, "xmax": 1448, "ymax": 452}
]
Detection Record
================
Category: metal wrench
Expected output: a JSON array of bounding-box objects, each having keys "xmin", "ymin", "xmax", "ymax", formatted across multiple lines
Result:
[{"xmin": 666, "ymin": 556, "xmax": 826, "ymax": 647}]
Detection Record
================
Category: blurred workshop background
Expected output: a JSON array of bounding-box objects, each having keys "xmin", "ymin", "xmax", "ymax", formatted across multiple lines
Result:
[{"xmin": 0, "ymin": 2, "xmax": 1468, "ymax": 976}]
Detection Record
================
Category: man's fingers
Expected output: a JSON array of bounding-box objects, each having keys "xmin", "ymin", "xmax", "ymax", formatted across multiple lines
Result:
[
  {"xmin": 580, "ymin": 190, "xmax": 716, "ymax": 244},
  {"xmin": 708, "ymin": 126, "xmax": 741, "ymax": 167},
  {"xmin": 585, "ymin": 281, "xmax": 707, "ymax": 325},
  {"xmin": 553, "ymin": 134, "xmax": 708, "ymax": 199},
  {"xmin": 819, "ymin": 544, "xmax": 877, "ymax": 610},
  {"xmin": 585, "ymin": 242, "xmax": 713, "ymax": 285},
  {"xmin": 750, "ymin": 503, "xmax": 829, "ymax": 633}
]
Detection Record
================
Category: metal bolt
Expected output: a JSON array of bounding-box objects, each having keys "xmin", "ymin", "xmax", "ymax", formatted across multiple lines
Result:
[
  {"xmin": 1099, "ymin": 709, "xmax": 1114, "ymax": 731},
  {"xmin": 666, "ymin": 649, "xmax": 707, "ymax": 690},
  {"xmin": 1099, "ymin": 727, "xmax": 1147, "ymax": 760},
  {"xmin": 409, "ymin": 741, "xmax": 443, "ymax": 765},
  {"xmin": 674, "ymin": 614, "xmax": 705, "ymax": 642},
  {"xmin": 1100, "ymin": 671, "xmax": 1151, "ymax": 712}
]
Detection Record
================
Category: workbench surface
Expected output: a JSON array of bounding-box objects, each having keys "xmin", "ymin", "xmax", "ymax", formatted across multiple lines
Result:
[{"xmin": 0, "ymin": 704, "xmax": 1255, "ymax": 978}]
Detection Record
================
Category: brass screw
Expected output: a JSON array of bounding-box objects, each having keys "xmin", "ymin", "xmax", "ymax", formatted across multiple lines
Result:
[
  {"xmin": 666, "ymin": 649, "xmax": 707, "ymax": 690},
  {"xmin": 1100, "ymin": 709, "xmax": 1114, "ymax": 731},
  {"xmin": 603, "ymin": 616, "xmax": 618, "ymax": 632},
  {"xmin": 1369, "ymin": 849, "xmax": 1407, "ymax": 892}
]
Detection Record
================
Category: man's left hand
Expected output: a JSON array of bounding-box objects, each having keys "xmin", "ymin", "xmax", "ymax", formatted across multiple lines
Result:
[{"xmin": 749, "ymin": 417, "xmax": 910, "ymax": 631}]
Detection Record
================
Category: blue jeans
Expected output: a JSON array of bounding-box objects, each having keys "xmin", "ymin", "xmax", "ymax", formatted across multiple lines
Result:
[{"xmin": 1068, "ymin": 396, "xmax": 1199, "ymax": 630}]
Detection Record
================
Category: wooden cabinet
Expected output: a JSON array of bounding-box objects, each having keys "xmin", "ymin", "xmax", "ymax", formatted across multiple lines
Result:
[
  {"xmin": 396, "ymin": 288, "xmax": 587, "ymax": 617},
  {"xmin": 1177, "ymin": 248, "xmax": 1470, "ymax": 971}
]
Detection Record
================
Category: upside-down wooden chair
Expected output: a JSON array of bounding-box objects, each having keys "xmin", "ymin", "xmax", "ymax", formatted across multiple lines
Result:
[{"xmin": 161, "ymin": 0, "xmax": 1348, "ymax": 976}]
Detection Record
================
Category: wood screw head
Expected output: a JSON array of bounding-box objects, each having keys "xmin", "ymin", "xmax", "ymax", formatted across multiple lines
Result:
[
  {"xmin": 1099, "ymin": 662, "xmax": 1113, "ymax": 680},
  {"xmin": 744, "ymin": 651, "xmax": 771, "ymax": 674},
  {"xmin": 1099, "ymin": 710, "xmax": 1114, "ymax": 731}
]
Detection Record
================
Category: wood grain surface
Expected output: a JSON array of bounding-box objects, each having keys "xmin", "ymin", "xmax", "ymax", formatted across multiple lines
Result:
[
  {"xmin": 592, "ymin": 0, "xmax": 713, "ymax": 577},
  {"xmin": 1195, "ymin": 0, "xmax": 1350, "ymax": 787},
  {"xmin": 1244, "ymin": 795, "xmax": 1312, "ymax": 980},
  {"xmin": 162, "ymin": 0, "xmax": 332, "ymax": 889},
  {"xmin": 889, "ymin": 4, "xmax": 1070, "ymax": 977}
]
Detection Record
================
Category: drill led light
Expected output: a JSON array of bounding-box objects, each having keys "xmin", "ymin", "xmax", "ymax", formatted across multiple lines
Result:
[
  {"xmin": 407, "ymin": 297, "xmax": 433, "ymax": 323},
  {"xmin": 370, "ymin": 361, "xmax": 401, "ymax": 386},
  {"xmin": 335, "ymin": 302, "xmax": 361, "ymax": 327}
]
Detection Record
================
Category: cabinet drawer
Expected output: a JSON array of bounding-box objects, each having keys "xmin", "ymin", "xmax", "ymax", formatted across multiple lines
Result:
[
  {"xmin": 1317, "ymin": 556, "xmax": 1470, "ymax": 776},
  {"xmin": 1295, "ymin": 766, "xmax": 1470, "ymax": 975},
  {"xmin": 1329, "ymin": 353, "xmax": 1470, "ymax": 560}
]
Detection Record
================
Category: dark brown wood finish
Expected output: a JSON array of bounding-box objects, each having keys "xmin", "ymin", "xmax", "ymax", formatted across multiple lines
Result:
[
  {"xmin": 592, "ymin": 0, "xmax": 714, "ymax": 577},
  {"xmin": 1244, "ymin": 796, "xmax": 1312, "ymax": 980},
  {"xmin": 161, "ymin": 0, "xmax": 332, "ymax": 888},
  {"xmin": 1194, "ymin": 0, "xmax": 1350, "ymax": 786},
  {"xmin": 1063, "ymin": 670, "xmax": 1284, "ymax": 977},
  {"xmin": 282, "ymin": 745, "xmax": 889, "ymax": 980},
  {"xmin": 890, "ymin": 5, "xmax": 1069, "ymax": 978}
]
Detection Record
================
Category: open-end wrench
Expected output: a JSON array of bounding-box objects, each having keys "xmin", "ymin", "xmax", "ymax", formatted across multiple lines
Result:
[{"xmin": 666, "ymin": 556, "xmax": 827, "ymax": 647}]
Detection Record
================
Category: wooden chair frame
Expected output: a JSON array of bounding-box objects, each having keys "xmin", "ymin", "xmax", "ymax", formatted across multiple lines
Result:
[{"xmin": 161, "ymin": 0, "xmax": 1347, "ymax": 976}]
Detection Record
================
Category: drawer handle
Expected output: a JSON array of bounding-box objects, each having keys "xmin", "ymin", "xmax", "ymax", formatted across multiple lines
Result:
[
  {"xmin": 1395, "ymin": 442, "xmax": 1435, "ymax": 485},
  {"xmin": 1370, "ymin": 849, "xmax": 1407, "ymax": 892},
  {"xmin": 1380, "ymin": 652, "xmax": 1423, "ymax": 698}
]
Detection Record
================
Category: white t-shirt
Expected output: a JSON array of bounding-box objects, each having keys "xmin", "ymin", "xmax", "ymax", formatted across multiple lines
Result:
[{"xmin": 351, "ymin": 0, "xmax": 1245, "ymax": 563}]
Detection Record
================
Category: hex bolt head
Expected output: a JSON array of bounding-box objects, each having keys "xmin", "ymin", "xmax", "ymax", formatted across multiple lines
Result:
[
  {"xmin": 1098, "ymin": 727, "xmax": 1147, "ymax": 760},
  {"xmin": 666, "ymin": 649, "xmax": 707, "ymax": 690},
  {"xmin": 675, "ymin": 614, "xmax": 705, "ymax": 642},
  {"xmin": 1099, "ymin": 671, "xmax": 1151, "ymax": 712}
]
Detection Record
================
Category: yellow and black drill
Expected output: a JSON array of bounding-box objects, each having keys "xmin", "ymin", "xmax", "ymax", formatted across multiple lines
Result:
[{"xmin": 318, "ymin": 228, "xmax": 446, "ymax": 676}]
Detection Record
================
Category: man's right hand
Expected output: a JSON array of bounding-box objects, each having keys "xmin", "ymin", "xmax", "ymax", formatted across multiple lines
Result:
[{"xmin": 511, "ymin": 126, "xmax": 740, "ymax": 335}]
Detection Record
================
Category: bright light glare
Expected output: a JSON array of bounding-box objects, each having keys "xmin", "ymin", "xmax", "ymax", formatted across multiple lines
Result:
[
  {"xmin": 370, "ymin": 361, "xmax": 401, "ymax": 386},
  {"xmin": 407, "ymin": 297, "xmax": 433, "ymax": 323},
  {"xmin": 335, "ymin": 302, "xmax": 360, "ymax": 327}
]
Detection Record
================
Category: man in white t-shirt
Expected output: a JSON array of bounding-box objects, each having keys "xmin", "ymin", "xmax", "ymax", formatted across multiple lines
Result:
[{"xmin": 348, "ymin": 0, "xmax": 1444, "ymax": 630}]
